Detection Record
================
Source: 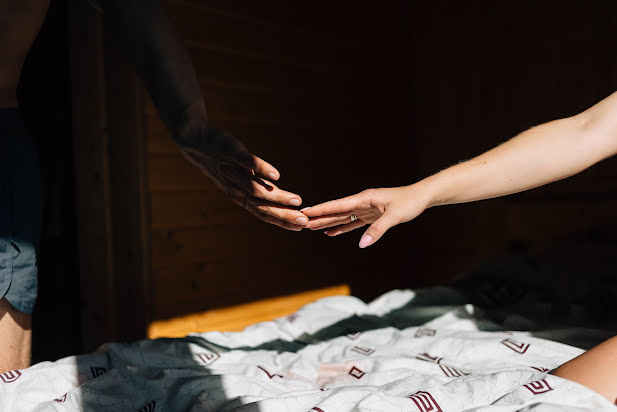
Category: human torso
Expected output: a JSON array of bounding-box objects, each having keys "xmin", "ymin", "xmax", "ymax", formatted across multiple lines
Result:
[{"xmin": 0, "ymin": 0, "xmax": 50, "ymax": 107}]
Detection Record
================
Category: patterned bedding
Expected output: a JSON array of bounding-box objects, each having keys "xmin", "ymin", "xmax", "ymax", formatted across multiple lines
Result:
[{"xmin": 1, "ymin": 286, "xmax": 616, "ymax": 411}]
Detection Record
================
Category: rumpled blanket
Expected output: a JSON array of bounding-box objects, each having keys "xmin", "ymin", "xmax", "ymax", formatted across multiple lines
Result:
[{"xmin": 1, "ymin": 286, "xmax": 616, "ymax": 411}]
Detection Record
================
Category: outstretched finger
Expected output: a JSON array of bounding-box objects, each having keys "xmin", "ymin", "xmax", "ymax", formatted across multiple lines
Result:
[
  {"xmin": 247, "ymin": 199, "xmax": 309, "ymax": 227},
  {"xmin": 324, "ymin": 220, "xmax": 367, "ymax": 236},
  {"xmin": 358, "ymin": 212, "xmax": 399, "ymax": 248},
  {"xmin": 246, "ymin": 178, "xmax": 303, "ymax": 207},
  {"xmin": 233, "ymin": 152, "xmax": 280, "ymax": 181},
  {"xmin": 302, "ymin": 195, "xmax": 363, "ymax": 218},
  {"xmin": 237, "ymin": 199, "xmax": 305, "ymax": 231},
  {"xmin": 305, "ymin": 212, "xmax": 353, "ymax": 230},
  {"xmin": 225, "ymin": 164, "xmax": 302, "ymax": 207}
]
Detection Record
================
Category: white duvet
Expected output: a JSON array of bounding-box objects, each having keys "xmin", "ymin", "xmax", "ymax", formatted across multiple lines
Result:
[{"xmin": 1, "ymin": 287, "xmax": 616, "ymax": 411}]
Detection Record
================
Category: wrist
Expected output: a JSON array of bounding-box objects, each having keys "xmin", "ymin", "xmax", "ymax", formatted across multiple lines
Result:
[
  {"xmin": 409, "ymin": 175, "xmax": 446, "ymax": 209},
  {"xmin": 173, "ymin": 101, "xmax": 208, "ymax": 149}
]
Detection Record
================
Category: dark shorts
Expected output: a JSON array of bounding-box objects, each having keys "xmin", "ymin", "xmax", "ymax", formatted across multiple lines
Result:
[{"xmin": 0, "ymin": 108, "xmax": 42, "ymax": 314}]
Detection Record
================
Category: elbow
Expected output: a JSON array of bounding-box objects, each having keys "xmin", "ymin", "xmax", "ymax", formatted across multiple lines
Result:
[
  {"xmin": 572, "ymin": 110, "xmax": 617, "ymax": 159},
  {"xmin": 571, "ymin": 110, "xmax": 597, "ymax": 133}
]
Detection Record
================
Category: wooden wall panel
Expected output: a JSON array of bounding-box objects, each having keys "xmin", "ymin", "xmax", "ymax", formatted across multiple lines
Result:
[
  {"xmin": 406, "ymin": 0, "xmax": 617, "ymax": 283},
  {"xmin": 146, "ymin": 1, "xmax": 617, "ymax": 324},
  {"xmin": 65, "ymin": 0, "xmax": 617, "ymax": 347},
  {"xmin": 168, "ymin": 6, "xmax": 360, "ymax": 68},
  {"xmin": 71, "ymin": 0, "xmax": 617, "ymax": 340},
  {"xmin": 67, "ymin": 0, "xmax": 117, "ymax": 350},
  {"xmin": 145, "ymin": 0, "xmax": 411, "ymax": 320},
  {"xmin": 151, "ymin": 256, "xmax": 349, "ymax": 319},
  {"xmin": 507, "ymin": 201, "xmax": 617, "ymax": 243},
  {"xmin": 103, "ymin": 32, "xmax": 152, "ymax": 342},
  {"xmin": 69, "ymin": 0, "xmax": 152, "ymax": 346}
]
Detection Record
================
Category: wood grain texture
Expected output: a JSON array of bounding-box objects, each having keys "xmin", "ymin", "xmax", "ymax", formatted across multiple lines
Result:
[
  {"xmin": 103, "ymin": 28, "xmax": 152, "ymax": 342},
  {"xmin": 148, "ymin": 284, "xmax": 351, "ymax": 338},
  {"xmin": 405, "ymin": 0, "xmax": 617, "ymax": 280},
  {"xmin": 67, "ymin": 0, "xmax": 117, "ymax": 350},
  {"xmin": 144, "ymin": 0, "xmax": 617, "ymax": 326}
]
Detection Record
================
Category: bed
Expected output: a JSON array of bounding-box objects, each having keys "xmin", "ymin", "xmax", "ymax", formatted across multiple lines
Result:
[{"xmin": 2, "ymin": 284, "xmax": 617, "ymax": 410}]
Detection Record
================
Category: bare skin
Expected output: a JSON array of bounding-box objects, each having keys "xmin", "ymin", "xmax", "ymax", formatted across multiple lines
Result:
[
  {"xmin": 304, "ymin": 91, "xmax": 617, "ymax": 247},
  {"xmin": 0, "ymin": 0, "xmax": 50, "ymax": 107},
  {"xmin": 0, "ymin": 0, "xmax": 49, "ymax": 373},
  {"xmin": 0, "ymin": 0, "xmax": 305, "ymax": 371},
  {"xmin": 0, "ymin": 298, "xmax": 31, "ymax": 372},
  {"xmin": 304, "ymin": 90, "xmax": 617, "ymax": 402},
  {"xmin": 100, "ymin": 0, "xmax": 307, "ymax": 229},
  {"xmin": 2, "ymin": 0, "xmax": 307, "ymax": 228},
  {"xmin": 554, "ymin": 335, "xmax": 617, "ymax": 404},
  {"xmin": 8, "ymin": 3, "xmax": 613, "ymax": 405}
]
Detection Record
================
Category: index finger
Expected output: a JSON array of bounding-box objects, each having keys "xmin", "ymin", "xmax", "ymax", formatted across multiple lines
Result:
[
  {"xmin": 234, "ymin": 152, "xmax": 280, "ymax": 181},
  {"xmin": 302, "ymin": 194, "xmax": 363, "ymax": 217}
]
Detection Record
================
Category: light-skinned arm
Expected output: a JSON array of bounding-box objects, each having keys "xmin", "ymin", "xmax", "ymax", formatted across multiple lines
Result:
[{"xmin": 304, "ymin": 92, "xmax": 617, "ymax": 246}]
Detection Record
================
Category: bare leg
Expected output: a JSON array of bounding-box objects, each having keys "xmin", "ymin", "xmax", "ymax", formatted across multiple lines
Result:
[
  {"xmin": 0, "ymin": 298, "xmax": 31, "ymax": 373},
  {"xmin": 553, "ymin": 335, "xmax": 617, "ymax": 404}
]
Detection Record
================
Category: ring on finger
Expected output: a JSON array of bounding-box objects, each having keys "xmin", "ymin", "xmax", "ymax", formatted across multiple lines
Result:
[{"xmin": 350, "ymin": 213, "xmax": 358, "ymax": 222}]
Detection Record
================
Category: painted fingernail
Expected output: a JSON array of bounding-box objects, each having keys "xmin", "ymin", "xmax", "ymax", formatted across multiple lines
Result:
[
  {"xmin": 268, "ymin": 172, "xmax": 277, "ymax": 180},
  {"xmin": 296, "ymin": 216, "xmax": 308, "ymax": 225},
  {"xmin": 289, "ymin": 198, "xmax": 301, "ymax": 206},
  {"xmin": 300, "ymin": 207, "xmax": 311, "ymax": 211},
  {"xmin": 359, "ymin": 234, "xmax": 373, "ymax": 248}
]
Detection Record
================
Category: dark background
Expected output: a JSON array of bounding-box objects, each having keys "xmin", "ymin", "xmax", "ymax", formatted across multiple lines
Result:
[
  {"xmin": 18, "ymin": 0, "xmax": 617, "ymax": 362},
  {"xmin": 18, "ymin": 0, "xmax": 81, "ymax": 362}
]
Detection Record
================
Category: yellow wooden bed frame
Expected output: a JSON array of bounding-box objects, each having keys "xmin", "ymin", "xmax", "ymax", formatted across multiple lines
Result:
[{"xmin": 148, "ymin": 284, "xmax": 351, "ymax": 339}]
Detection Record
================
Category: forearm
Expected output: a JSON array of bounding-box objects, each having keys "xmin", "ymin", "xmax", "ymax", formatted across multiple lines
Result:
[
  {"xmin": 422, "ymin": 92, "xmax": 617, "ymax": 207},
  {"xmin": 100, "ymin": 0, "xmax": 206, "ymax": 143}
]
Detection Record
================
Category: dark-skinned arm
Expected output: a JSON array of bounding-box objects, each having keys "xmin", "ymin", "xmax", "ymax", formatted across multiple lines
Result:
[{"xmin": 98, "ymin": 0, "xmax": 308, "ymax": 230}]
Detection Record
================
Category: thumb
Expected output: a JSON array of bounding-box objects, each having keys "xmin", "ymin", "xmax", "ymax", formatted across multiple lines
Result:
[{"xmin": 358, "ymin": 211, "xmax": 399, "ymax": 249}]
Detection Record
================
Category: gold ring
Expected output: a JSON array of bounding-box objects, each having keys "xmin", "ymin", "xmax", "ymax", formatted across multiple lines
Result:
[{"xmin": 350, "ymin": 213, "xmax": 358, "ymax": 222}]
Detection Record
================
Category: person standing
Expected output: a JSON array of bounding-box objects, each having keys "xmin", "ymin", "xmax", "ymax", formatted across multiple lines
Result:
[{"xmin": 0, "ymin": 0, "xmax": 309, "ymax": 373}]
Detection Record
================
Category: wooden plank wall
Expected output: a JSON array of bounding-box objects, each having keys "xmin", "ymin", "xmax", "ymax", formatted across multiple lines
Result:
[
  {"xmin": 406, "ymin": 0, "xmax": 617, "ymax": 282},
  {"xmin": 67, "ymin": 0, "xmax": 118, "ymax": 349},
  {"xmin": 71, "ymin": 0, "xmax": 617, "ymax": 344},
  {"xmin": 148, "ymin": 1, "xmax": 617, "ymax": 323},
  {"xmin": 68, "ymin": 0, "xmax": 151, "ymax": 347},
  {"xmin": 148, "ymin": 0, "xmax": 412, "ymax": 320}
]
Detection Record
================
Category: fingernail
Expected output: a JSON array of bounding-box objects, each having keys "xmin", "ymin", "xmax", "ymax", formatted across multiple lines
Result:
[
  {"xmin": 296, "ymin": 216, "xmax": 308, "ymax": 225},
  {"xmin": 268, "ymin": 172, "xmax": 277, "ymax": 180},
  {"xmin": 289, "ymin": 198, "xmax": 301, "ymax": 206},
  {"xmin": 359, "ymin": 234, "xmax": 373, "ymax": 248},
  {"xmin": 300, "ymin": 207, "xmax": 311, "ymax": 211}
]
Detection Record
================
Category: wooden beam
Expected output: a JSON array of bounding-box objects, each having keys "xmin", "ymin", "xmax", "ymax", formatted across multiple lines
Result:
[
  {"xmin": 66, "ymin": 0, "xmax": 117, "ymax": 350},
  {"xmin": 103, "ymin": 29, "xmax": 153, "ymax": 342}
]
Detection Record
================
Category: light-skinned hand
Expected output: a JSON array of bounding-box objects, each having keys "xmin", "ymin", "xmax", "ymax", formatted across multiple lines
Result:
[{"xmin": 303, "ymin": 185, "xmax": 432, "ymax": 247}]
